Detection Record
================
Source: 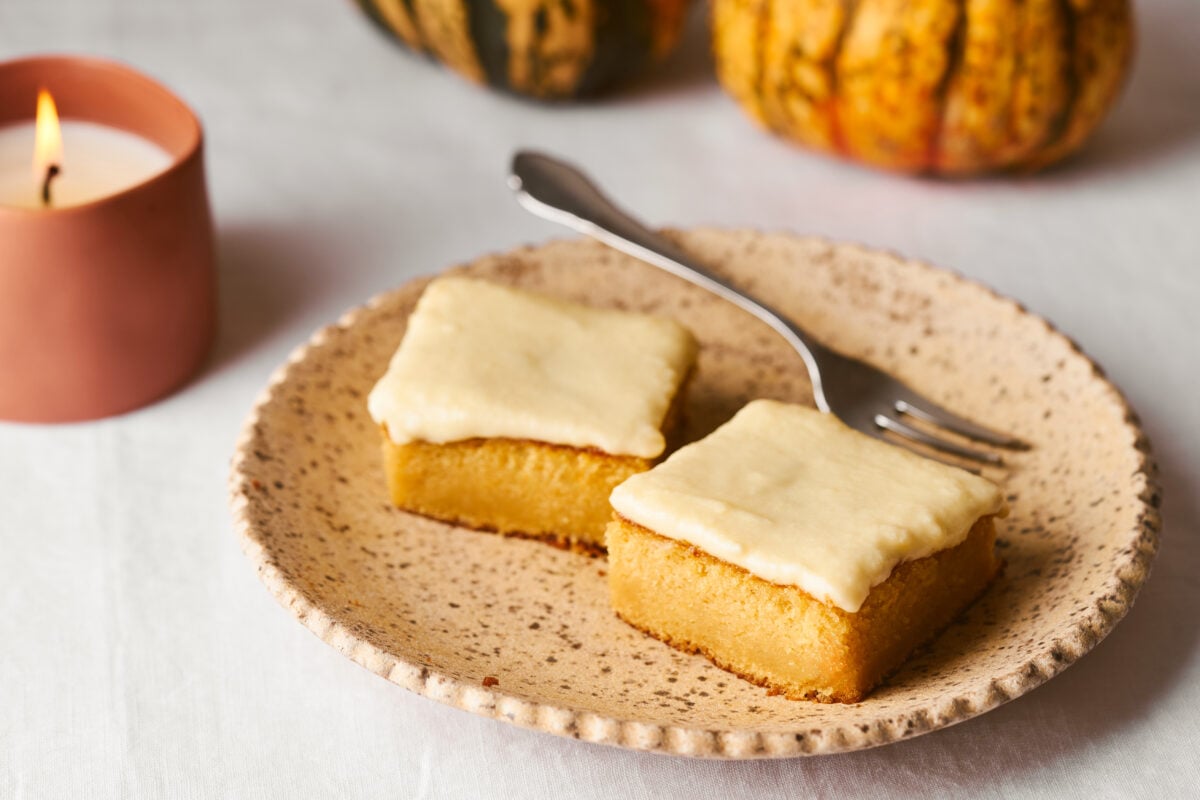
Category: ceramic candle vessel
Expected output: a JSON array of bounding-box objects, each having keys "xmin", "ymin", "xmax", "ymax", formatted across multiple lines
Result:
[{"xmin": 0, "ymin": 55, "xmax": 215, "ymax": 423}]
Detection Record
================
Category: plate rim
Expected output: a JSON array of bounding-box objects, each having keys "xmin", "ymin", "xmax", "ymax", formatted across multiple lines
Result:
[{"xmin": 228, "ymin": 229, "xmax": 1161, "ymax": 758}]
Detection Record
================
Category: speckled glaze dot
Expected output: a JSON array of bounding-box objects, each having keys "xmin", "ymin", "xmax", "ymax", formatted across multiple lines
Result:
[{"xmin": 229, "ymin": 230, "xmax": 1160, "ymax": 758}]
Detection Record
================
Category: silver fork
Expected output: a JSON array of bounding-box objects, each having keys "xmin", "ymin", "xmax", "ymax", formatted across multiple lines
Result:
[{"xmin": 508, "ymin": 151, "xmax": 1029, "ymax": 466}]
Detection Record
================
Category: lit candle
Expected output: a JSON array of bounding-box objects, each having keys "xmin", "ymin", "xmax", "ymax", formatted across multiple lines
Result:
[
  {"xmin": 0, "ymin": 54, "xmax": 215, "ymax": 424},
  {"xmin": 0, "ymin": 89, "xmax": 172, "ymax": 209}
]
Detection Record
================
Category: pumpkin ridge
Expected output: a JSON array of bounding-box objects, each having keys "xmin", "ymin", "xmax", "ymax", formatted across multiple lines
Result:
[
  {"xmin": 645, "ymin": 0, "xmax": 691, "ymax": 58},
  {"xmin": 929, "ymin": 0, "xmax": 969, "ymax": 171},
  {"xmin": 1025, "ymin": 0, "xmax": 1079, "ymax": 167},
  {"xmin": 828, "ymin": 0, "xmax": 863, "ymax": 157},
  {"xmin": 411, "ymin": 0, "xmax": 487, "ymax": 83},
  {"xmin": 754, "ymin": 0, "xmax": 773, "ymax": 128},
  {"xmin": 578, "ymin": 0, "xmax": 654, "ymax": 96},
  {"xmin": 1024, "ymin": 0, "xmax": 1133, "ymax": 169},
  {"xmin": 467, "ymin": 0, "xmax": 512, "ymax": 89},
  {"xmin": 497, "ymin": 0, "xmax": 599, "ymax": 98},
  {"xmin": 400, "ymin": 0, "xmax": 427, "ymax": 46},
  {"xmin": 1006, "ymin": 0, "xmax": 1027, "ymax": 154},
  {"xmin": 362, "ymin": 0, "xmax": 428, "ymax": 51}
]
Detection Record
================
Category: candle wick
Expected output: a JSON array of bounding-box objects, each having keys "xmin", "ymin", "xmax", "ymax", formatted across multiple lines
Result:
[{"xmin": 41, "ymin": 164, "xmax": 61, "ymax": 207}]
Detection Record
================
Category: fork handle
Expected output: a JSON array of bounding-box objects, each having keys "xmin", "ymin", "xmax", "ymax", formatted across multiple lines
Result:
[{"xmin": 508, "ymin": 151, "xmax": 832, "ymax": 412}]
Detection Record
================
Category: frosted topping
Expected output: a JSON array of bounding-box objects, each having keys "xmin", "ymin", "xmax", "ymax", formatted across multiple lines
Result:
[
  {"xmin": 610, "ymin": 400, "xmax": 1005, "ymax": 612},
  {"xmin": 368, "ymin": 277, "xmax": 696, "ymax": 458}
]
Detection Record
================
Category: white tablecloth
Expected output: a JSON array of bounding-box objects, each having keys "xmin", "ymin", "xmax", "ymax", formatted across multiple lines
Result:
[{"xmin": 3, "ymin": 0, "xmax": 1199, "ymax": 796}]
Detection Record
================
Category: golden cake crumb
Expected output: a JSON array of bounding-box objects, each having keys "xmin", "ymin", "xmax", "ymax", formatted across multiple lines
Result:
[
  {"xmin": 369, "ymin": 277, "xmax": 696, "ymax": 548},
  {"xmin": 606, "ymin": 400, "xmax": 1004, "ymax": 701}
]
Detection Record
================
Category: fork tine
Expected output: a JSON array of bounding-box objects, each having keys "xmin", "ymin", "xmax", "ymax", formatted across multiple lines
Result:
[
  {"xmin": 900, "ymin": 444, "xmax": 983, "ymax": 474},
  {"xmin": 866, "ymin": 426, "xmax": 983, "ymax": 474},
  {"xmin": 874, "ymin": 414, "xmax": 1004, "ymax": 465},
  {"xmin": 894, "ymin": 399, "xmax": 1030, "ymax": 450}
]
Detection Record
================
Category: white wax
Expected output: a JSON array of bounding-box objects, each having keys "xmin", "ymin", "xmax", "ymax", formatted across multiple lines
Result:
[{"xmin": 0, "ymin": 120, "xmax": 173, "ymax": 210}]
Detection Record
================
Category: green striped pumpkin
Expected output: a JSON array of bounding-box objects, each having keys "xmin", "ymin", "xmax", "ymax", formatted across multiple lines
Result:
[
  {"xmin": 712, "ymin": 0, "xmax": 1134, "ymax": 174},
  {"xmin": 356, "ymin": 0, "xmax": 693, "ymax": 99}
]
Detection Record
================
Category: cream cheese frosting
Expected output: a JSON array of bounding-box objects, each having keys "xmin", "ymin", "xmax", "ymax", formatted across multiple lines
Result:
[
  {"xmin": 367, "ymin": 276, "xmax": 697, "ymax": 459},
  {"xmin": 609, "ymin": 400, "xmax": 1006, "ymax": 612}
]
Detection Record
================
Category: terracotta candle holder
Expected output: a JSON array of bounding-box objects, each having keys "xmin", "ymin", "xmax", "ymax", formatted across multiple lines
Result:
[{"xmin": 0, "ymin": 55, "xmax": 215, "ymax": 423}]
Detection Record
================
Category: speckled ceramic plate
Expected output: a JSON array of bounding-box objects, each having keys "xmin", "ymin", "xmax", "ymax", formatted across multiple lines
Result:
[{"xmin": 229, "ymin": 229, "xmax": 1160, "ymax": 758}]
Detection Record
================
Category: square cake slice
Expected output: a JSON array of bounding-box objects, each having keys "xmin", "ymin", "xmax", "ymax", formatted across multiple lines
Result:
[
  {"xmin": 367, "ymin": 276, "xmax": 697, "ymax": 552},
  {"xmin": 607, "ymin": 399, "xmax": 1005, "ymax": 702}
]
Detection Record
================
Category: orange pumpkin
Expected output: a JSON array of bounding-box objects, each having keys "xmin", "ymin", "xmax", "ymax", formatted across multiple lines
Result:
[
  {"xmin": 357, "ymin": 0, "xmax": 693, "ymax": 99},
  {"xmin": 712, "ymin": 0, "xmax": 1134, "ymax": 174}
]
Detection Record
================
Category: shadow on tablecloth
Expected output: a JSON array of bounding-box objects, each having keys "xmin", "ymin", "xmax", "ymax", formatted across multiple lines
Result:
[{"xmin": 207, "ymin": 222, "xmax": 348, "ymax": 373}]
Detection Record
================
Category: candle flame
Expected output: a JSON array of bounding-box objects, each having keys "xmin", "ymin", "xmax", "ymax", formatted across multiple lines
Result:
[{"xmin": 33, "ymin": 89, "xmax": 64, "ymax": 182}]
